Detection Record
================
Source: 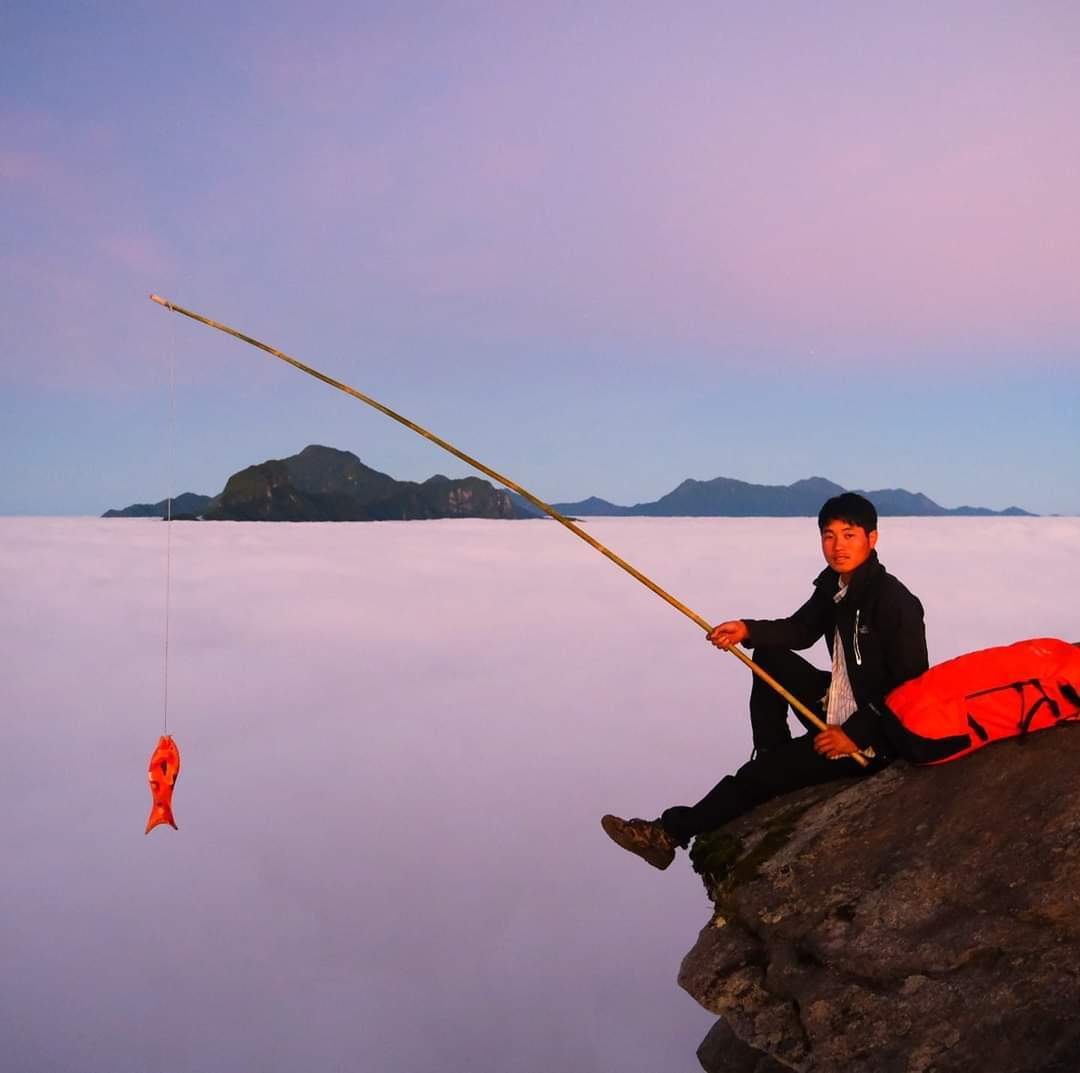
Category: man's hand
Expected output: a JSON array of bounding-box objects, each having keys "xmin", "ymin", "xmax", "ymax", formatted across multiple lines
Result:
[
  {"xmin": 707, "ymin": 620, "xmax": 749, "ymax": 650},
  {"xmin": 814, "ymin": 727, "xmax": 860, "ymax": 760}
]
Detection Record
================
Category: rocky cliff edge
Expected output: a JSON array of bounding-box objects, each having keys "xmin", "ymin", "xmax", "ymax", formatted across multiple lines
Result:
[{"xmin": 679, "ymin": 726, "xmax": 1080, "ymax": 1073}]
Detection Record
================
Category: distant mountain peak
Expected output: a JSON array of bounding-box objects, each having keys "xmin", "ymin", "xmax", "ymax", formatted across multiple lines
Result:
[
  {"xmin": 102, "ymin": 492, "xmax": 213, "ymax": 519},
  {"xmin": 790, "ymin": 476, "xmax": 846, "ymax": 492},
  {"xmin": 201, "ymin": 445, "xmax": 521, "ymax": 522},
  {"xmin": 552, "ymin": 474, "xmax": 1031, "ymax": 518},
  {"xmin": 104, "ymin": 445, "xmax": 527, "ymax": 522}
]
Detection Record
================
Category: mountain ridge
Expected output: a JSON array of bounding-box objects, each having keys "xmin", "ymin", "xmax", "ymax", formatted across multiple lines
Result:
[
  {"xmin": 104, "ymin": 446, "xmax": 524, "ymax": 521},
  {"xmin": 103, "ymin": 449, "xmax": 1034, "ymax": 519},
  {"xmin": 540, "ymin": 475, "xmax": 1031, "ymax": 518}
]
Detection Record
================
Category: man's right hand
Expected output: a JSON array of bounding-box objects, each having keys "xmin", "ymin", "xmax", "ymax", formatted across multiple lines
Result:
[{"xmin": 707, "ymin": 620, "xmax": 749, "ymax": 650}]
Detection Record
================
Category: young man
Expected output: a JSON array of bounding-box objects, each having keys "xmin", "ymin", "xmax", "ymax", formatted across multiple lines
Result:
[{"xmin": 602, "ymin": 492, "xmax": 929, "ymax": 870}]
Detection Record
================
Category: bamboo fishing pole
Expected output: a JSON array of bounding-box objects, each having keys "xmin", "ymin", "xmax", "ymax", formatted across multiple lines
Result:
[{"xmin": 148, "ymin": 294, "xmax": 865, "ymax": 766}]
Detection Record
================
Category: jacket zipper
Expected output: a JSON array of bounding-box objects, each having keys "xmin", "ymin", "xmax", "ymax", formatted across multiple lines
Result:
[{"xmin": 853, "ymin": 609, "xmax": 863, "ymax": 666}]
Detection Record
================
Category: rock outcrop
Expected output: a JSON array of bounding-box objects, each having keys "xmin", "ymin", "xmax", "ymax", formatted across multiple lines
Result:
[{"xmin": 679, "ymin": 726, "xmax": 1080, "ymax": 1073}]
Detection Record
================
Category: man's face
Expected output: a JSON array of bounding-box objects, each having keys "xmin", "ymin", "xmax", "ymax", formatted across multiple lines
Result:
[{"xmin": 820, "ymin": 519, "xmax": 877, "ymax": 579}]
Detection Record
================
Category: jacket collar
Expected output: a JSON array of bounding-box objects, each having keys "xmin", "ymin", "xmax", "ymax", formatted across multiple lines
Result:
[{"xmin": 813, "ymin": 549, "xmax": 883, "ymax": 601}]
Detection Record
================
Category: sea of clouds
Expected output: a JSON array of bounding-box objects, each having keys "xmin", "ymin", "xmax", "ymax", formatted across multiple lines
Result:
[{"xmin": 2, "ymin": 515, "xmax": 1077, "ymax": 1072}]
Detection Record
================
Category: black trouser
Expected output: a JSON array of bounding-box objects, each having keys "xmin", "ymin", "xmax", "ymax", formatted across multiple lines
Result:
[
  {"xmin": 660, "ymin": 647, "xmax": 885, "ymax": 845},
  {"xmin": 750, "ymin": 646, "xmax": 831, "ymax": 752}
]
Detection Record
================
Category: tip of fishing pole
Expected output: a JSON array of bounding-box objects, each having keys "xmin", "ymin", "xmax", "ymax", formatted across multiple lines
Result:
[{"xmin": 149, "ymin": 293, "xmax": 170, "ymax": 307}]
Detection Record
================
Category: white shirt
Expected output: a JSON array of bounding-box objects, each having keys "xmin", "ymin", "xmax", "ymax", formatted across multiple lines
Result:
[{"xmin": 825, "ymin": 581, "xmax": 858, "ymax": 726}]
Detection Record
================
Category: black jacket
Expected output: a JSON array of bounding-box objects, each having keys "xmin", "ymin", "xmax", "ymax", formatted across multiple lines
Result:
[{"xmin": 742, "ymin": 550, "xmax": 928, "ymax": 753}]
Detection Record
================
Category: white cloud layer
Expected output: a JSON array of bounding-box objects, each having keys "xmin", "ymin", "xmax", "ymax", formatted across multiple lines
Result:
[{"xmin": 1, "ymin": 516, "xmax": 1076, "ymax": 1071}]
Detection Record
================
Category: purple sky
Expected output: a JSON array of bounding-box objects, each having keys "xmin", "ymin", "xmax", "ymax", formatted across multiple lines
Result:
[{"xmin": 3, "ymin": 2, "xmax": 1078, "ymax": 514}]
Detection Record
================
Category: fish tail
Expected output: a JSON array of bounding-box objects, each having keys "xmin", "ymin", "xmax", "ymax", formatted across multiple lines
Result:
[{"xmin": 145, "ymin": 803, "xmax": 178, "ymax": 834}]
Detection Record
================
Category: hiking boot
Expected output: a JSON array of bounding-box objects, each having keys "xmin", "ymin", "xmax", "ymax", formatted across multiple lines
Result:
[{"xmin": 600, "ymin": 814, "xmax": 677, "ymax": 870}]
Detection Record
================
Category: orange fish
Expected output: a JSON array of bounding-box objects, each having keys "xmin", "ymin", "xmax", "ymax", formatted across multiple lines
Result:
[{"xmin": 146, "ymin": 734, "xmax": 181, "ymax": 834}]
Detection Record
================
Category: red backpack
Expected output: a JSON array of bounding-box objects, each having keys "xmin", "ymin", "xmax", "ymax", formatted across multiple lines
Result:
[{"xmin": 884, "ymin": 638, "xmax": 1080, "ymax": 765}]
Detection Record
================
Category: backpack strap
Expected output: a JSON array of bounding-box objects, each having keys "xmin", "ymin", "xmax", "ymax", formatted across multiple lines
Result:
[{"xmin": 878, "ymin": 702, "xmax": 972, "ymax": 764}]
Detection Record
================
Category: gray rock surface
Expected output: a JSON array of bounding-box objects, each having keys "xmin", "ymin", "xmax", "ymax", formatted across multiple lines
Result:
[{"xmin": 678, "ymin": 726, "xmax": 1080, "ymax": 1073}]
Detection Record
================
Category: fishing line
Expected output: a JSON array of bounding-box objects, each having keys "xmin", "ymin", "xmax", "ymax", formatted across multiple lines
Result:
[{"xmin": 162, "ymin": 301, "xmax": 177, "ymax": 735}]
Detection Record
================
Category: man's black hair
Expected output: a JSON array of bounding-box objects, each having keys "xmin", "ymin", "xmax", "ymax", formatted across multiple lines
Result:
[{"xmin": 818, "ymin": 492, "xmax": 878, "ymax": 534}]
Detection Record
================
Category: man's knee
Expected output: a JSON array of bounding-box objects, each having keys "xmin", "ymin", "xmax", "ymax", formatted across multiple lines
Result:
[
  {"xmin": 751, "ymin": 643, "xmax": 786, "ymax": 669},
  {"xmin": 751, "ymin": 647, "xmax": 827, "ymax": 705},
  {"xmin": 752, "ymin": 646, "xmax": 792, "ymax": 674}
]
